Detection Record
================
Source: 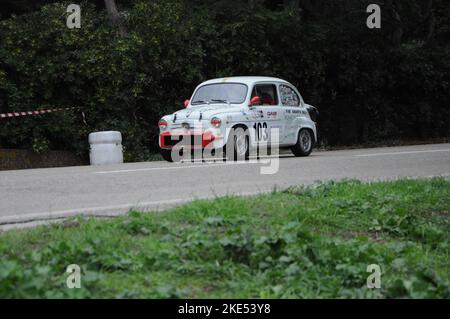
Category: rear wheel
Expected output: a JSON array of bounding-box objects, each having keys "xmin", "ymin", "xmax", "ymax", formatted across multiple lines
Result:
[
  {"xmin": 225, "ymin": 127, "xmax": 249, "ymax": 161},
  {"xmin": 291, "ymin": 129, "xmax": 314, "ymax": 157}
]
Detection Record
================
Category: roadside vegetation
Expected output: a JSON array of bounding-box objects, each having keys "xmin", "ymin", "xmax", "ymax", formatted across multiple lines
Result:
[
  {"xmin": 1, "ymin": 1, "xmax": 449, "ymax": 161},
  {"xmin": 0, "ymin": 178, "xmax": 449, "ymax": 298}
]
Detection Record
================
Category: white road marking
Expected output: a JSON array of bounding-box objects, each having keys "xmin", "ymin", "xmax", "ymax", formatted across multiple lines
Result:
[
  {"xmin": 355, "ymin": 149, "xmax": 450, "ymax": 157},
  {"xmin": 95, "ymin": 148, "xmax": 449, "ymax": 174},
  {"xmin": 94, "ymin": 156, "xmax": 286, "ymax": 174},
  {"xmin": 0, "ymin": 198, "xmax": 188, "ymax": 225},
  {"xmin": 0, "ymin": 190, "xmax": 262, "ymax": 226},
  {"xmin": 95, "ymin": 161, "xmax": 251, "ymax": 174}
]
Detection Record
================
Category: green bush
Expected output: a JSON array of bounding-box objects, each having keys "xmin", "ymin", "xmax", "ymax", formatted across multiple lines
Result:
[
  {"xmin": 0, "ymin": 0, "xmax": 449, "ymax": 160},
  {"xmin": 0, "ymin": 179, "xmax": 449, "ymax": 298}
]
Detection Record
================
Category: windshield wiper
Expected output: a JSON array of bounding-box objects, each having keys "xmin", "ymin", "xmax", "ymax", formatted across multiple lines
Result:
[
  {"xmin": 191, "ymin": 100, "xmax": 208, "ymax": 105},
  {"xmin": 210, "ymin": 99, "xmax": 229, "ymax": 104}
]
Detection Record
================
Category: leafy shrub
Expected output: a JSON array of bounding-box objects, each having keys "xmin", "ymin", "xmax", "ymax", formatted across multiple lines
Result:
[{"xmin": 1, "ymin": 1, "xmax": 449, "ymax": 160}]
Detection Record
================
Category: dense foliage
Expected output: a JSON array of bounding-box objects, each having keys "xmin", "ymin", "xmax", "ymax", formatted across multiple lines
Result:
[
  {"xmin": 0, "ymin": 179, "xmax": 449, "ymax": 298},
  {"xmin": 0, "ymin": 0, "xmax": 449, "ymax": 160}
]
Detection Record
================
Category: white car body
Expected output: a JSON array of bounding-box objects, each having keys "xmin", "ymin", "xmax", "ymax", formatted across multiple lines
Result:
[{"xmin": 158, "ymin": 76, "xmax": 317, "ymax": 156}]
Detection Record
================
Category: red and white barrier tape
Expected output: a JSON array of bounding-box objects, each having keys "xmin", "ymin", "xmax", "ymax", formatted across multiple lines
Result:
[{"xmin": 0, "ymin": 107, "xmax": 79, "ymax": 119}]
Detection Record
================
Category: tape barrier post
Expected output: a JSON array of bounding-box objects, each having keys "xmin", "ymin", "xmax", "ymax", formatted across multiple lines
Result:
[{"xmin": 0, "ymin": 107, "xmax": 80, "ymax": 119}]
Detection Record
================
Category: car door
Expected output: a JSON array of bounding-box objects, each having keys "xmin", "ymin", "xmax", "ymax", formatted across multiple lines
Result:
[
  {"xmin": 249, "ymin": 82, "xmax": 285, "ymax": 147},
  {"xmin": 278, "ymin": 83, "xmax": 304, "ymax": 145}
]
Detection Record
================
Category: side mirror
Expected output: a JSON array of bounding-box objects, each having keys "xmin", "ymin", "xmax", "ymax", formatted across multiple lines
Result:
[
  {"xmin": 184, "ymin": 99, "xmax": 190, "ymax": 108},
  {"xmin": 249, "ymin": 96, "xmax": 261, "ymax": 107}
]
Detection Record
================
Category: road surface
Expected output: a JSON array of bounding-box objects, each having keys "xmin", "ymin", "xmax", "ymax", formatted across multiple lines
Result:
[{"xmin": 0, "ymin": 143, "xmax": 449, "ymax": 228}]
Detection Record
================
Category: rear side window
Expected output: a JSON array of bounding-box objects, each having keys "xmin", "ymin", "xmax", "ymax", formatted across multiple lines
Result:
[
  {"xmin": 279, "ymin": 84, "xmax": 300, "ymax": 107},
  {"xmin": 251, "ymin": 84, "xmax": 279, "ymax": 106}
]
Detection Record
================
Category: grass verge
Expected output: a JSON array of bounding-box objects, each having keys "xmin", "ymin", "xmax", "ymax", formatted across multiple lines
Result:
[{"xmin": 0, "ymin": 178, "xmax": 449, "ymax": 298}]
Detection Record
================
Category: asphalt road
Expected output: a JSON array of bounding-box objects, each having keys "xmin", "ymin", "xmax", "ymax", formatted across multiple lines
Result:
[{"xmin": 0, "ymin": 143, "xmax": 449, "ymax": 228}]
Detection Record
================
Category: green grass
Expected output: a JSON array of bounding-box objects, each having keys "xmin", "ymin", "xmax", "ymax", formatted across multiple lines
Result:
[{"xmin": 0, "ymin": 178, "xmax": 449, "ymax": 298}]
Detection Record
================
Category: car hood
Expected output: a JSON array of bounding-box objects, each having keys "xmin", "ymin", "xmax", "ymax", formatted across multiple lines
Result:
[{"xmin": 172, "ymin": 104, "xmax": 242, "ymax": 120}]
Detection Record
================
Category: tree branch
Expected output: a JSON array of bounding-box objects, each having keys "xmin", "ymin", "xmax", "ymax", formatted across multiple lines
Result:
[{"xmin": 104, "ymin": 0, "xmax": 127, "ymax": 37}]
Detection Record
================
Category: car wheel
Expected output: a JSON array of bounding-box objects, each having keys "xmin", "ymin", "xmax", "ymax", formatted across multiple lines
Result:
[
  {"xmin": 160, "ymin": 149, "xmax": 174, "ymax": 162},
  {"xmin": 225, "ymin": 127, "xmax": 249, "ymax": 161},
  {"xmin": 291, "ymin": 129, "xmax": 314, "ymax": 157}
]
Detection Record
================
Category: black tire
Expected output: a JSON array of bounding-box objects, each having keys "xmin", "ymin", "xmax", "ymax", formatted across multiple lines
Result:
[
  {"xmin": 291, "ymin": 129, "xmax": 314, "ymax": 157},
  {"xmin": 225, "ymin": 127, "xmax": 249, "ymax": 161},
  {"xmin": 160, "ymin": 148, "xmax": 174, "ymax": 162}
]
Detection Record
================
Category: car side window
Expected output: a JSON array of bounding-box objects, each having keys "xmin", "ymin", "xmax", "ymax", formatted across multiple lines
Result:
[
  {"xmin": 251, "ymin": 84, "xmax": 279, "ymax": 106},
  {"xmin": 279, "ymin": 84, "xmax": 300, "ymax": 107}
]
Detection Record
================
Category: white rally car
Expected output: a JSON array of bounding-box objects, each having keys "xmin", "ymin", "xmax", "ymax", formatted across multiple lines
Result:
[{"xmin": 158, "ymin": 76, "xmax": 318, "ymax": 162}]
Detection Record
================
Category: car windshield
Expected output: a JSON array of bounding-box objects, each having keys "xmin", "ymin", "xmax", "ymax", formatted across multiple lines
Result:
[{"xmin": 191, "ymin": 83, "xmax": 247, "ymax": 105}]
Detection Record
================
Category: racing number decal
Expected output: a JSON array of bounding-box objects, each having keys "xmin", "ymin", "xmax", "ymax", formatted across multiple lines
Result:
[{"xmin": 253, "ymin": 122, "xmax": 269, "ymax": 142}]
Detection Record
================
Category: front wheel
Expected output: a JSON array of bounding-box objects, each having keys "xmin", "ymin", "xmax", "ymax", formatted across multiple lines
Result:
[
  {"xmin": 225, "ymin": 127, "xmax": 249, "ymax": 161},
  {"xmin": 160, "ymin": 149, "xmax": 174, "ymax": 162},
  {"xmin": 291, "ymin": 129, "xmax": 314, "ymax": 157}
]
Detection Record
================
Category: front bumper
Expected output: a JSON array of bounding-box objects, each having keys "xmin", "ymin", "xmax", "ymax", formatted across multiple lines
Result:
[{"xmin": 159, "ymin": 131, "xmax": 223, "ymax": 149}]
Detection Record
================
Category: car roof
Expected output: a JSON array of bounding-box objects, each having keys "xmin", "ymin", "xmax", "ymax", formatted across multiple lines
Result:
[{"xmin": 199, "ymin": 76, "xmax": 290, "ymax": 86}]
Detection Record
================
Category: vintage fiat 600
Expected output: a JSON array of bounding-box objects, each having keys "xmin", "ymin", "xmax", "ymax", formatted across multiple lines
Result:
[{"xmin": 158, "ymin": 76, "xmax": 318, "ymax": 162}]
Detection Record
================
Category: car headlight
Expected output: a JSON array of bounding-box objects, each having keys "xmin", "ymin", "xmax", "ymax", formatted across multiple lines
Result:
[
  {"xmin": 158, "ymin": 119, "xmax": 168, "ymax": 131},
  {"xmin": 210, "ymin": 117, "xmax": 222, "ymax": 128}
]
